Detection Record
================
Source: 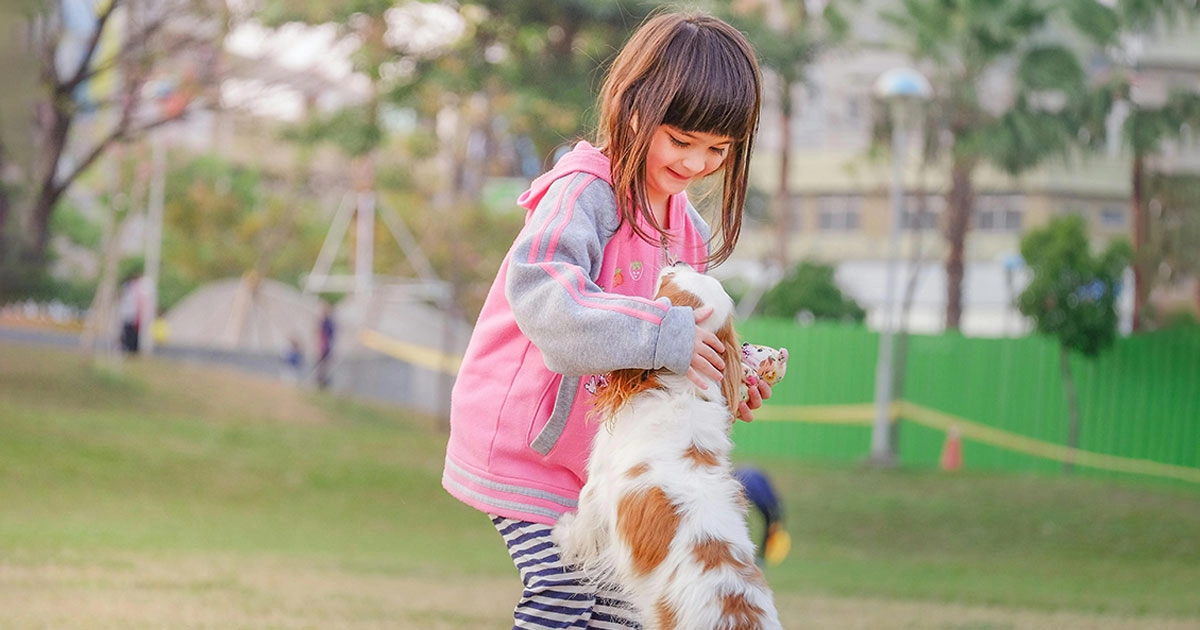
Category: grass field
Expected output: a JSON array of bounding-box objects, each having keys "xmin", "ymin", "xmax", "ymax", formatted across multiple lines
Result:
[{"xmin": 2, "ymin": 338, "xmax": 1199, "ymax": 629}]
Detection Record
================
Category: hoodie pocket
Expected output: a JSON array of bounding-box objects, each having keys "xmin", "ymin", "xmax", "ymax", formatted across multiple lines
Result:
[
  {"xmin": 529, "ymin": 376, "xmax": 581, "ymax": 455},
  {"xmin": 519, "ymin": 364, "xmax": 562, "ymax": 452}
]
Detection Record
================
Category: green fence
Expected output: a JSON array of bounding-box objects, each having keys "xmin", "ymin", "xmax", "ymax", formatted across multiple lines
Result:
[{"xmin": 732, "ymin": 320, "xmax": 1200, "ymax": 484}]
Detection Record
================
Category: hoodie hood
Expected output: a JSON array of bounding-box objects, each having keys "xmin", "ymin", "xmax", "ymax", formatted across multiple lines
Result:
[{"xmin": 517, "ymin": 141, "xmax": 611, "ymax": 213}]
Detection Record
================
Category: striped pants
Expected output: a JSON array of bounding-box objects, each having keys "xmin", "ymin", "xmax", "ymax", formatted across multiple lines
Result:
[{"xmin": 491, "ymin": 515, "xmax": 642, "ymax": 629}]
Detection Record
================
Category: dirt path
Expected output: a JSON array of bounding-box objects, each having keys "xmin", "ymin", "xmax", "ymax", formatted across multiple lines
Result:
[{"xmin": 1, "ymin": 554, "xmax": 1197, "ymax": 629}]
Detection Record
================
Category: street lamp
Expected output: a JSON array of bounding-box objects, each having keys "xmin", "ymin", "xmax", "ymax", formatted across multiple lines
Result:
[{"xmin": 870, "ymin": 67, "xmax": 931, "ymax": 466}]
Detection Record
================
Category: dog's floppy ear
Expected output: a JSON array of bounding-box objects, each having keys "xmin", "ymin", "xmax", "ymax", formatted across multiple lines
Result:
[
  {"xmin": 593, "ymin": 369, "xmax": 660, "ymax": 421},
  {"xmin": 717, "ymin": 318, "xmax": 743, "ymax": 418},
  {"xmin": 656, "ymin": 267, "xmax": 743, "ymax": 416}
]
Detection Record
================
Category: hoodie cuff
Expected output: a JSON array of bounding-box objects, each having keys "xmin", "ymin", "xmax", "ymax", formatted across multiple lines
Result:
[{"xmin": 654, "ymin": 300, "xmax": 696, "ymax": 374}]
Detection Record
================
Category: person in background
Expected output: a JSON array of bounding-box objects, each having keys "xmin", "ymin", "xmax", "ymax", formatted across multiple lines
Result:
[
  {"xmin": 315, "ymin": 305, "xmax": 335, "ymax": 389},
  {"xmin": 118, "ymin": 270, "xmax": 145, "ymax": 355},
  {"xmin": 283, "ymin": 336, "xmax": 304, "ymax": 384}
]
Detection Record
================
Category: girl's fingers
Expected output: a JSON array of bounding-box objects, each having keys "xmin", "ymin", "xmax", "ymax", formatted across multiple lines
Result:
[
  {"xmin": 687, "ymin": 367, "xmax": 707, "ymax": 390},
  {"xmin": 744, "ymin": 379, "xmax": 764, "ymax": 409},
  {"xmin": 757, "ymin": 380, "xmax": 773, "ymax": 402},
  {"xmin": 687, "ymin": 306, "xmax": 725, "ymax": 389}
]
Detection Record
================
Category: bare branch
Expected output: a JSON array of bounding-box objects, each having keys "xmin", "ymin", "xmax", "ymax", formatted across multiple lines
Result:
[
  {"xmin": 38, "ymin": 11, "xmax": 60, "ymax": 86},
  {"xmin": 54, "ymin": 102, "xmax": 191, "ymax": 202},
  {"xmin": 122, "ymin": 110, "xmax": 189, "ymax": 140},
  {"xmin": 59, "ymin": 0, "xmax": 122, "ymax": 95},
  {"xmin": 49, "ymin": 69, "xmax": 145, "ymax": 201},
  {"xmin": 67, "ymin": 7, "xmax": 216, "ymax": 94}
]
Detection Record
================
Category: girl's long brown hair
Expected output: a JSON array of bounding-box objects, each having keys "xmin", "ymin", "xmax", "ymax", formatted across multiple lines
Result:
[{"xmin": 596, "ymin": 11, "xmax": 762, "ymax": 268}]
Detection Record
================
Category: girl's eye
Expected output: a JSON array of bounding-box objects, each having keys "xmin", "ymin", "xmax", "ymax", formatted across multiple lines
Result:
[
  {"xmin": 710, "ymin": 146, "xmax": 729, "ymax": 156},
  {"xmin": 669, "ymin": 136, "xmax": 689, "ymax": 148}
]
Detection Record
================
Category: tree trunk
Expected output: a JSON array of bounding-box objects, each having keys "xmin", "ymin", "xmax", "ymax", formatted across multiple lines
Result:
[
  {"xmin": 1130, "ymin": 151, "xmax": 1147, "ymax": 332},
  {"xmin": 1195, "ymin": 276, "xmax": 1200, "ymax": 316},
  {"xmin": 943, "ymin": 157, "xmax": 975, "ymax": 331},
  {"xmin": 27, "ymin": 94, "xmax": 75, "ymax": 265},
  {"xmin": 80, "ymin": 144, "xmax": 134, "ymax": 360},
  {"xmin": 1058, "ymin": 344, "xmax": 1082, "ymax": 474},
  {"xmin": 0, "ymin": 149, "xmax": 10, "ymax": 240},
  {"xmin": 80, "ymin": 200, "xmax": 126, "ymax": 360},
  {"xmin": 29, "ymin": 183, "xmax": 65, "ymax": 265}
]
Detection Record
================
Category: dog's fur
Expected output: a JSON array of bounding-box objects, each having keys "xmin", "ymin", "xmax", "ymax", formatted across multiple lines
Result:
[{"xmin": 552, "ymin": 264, "xmax": 782, "ymax": 630}]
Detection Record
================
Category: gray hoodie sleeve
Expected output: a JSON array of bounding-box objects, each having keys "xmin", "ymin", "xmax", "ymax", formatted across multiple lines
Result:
[{"xmin": 505, "ymin": 173, "xmax": 696, "ymax": 377}]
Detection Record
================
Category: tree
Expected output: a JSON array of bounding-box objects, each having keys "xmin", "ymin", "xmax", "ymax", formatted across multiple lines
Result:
[
  {"xmin": 1085, "ymin": 1, "xmax": 1200, "ymax": 331},
  {"xmin": 881, "ymin": 0, "xmax": 1112, "ymax": 330},
  {"xmin": 756, "ymin": 260, "xmax": 866, "ymax": 322},
  {"xmin": 257, "ymin": 2, "xmax": 659, "ymax": 311},
  {"xmin": 1123, "ymin": 89, "xmax": 1200, "ymax": 329},
  {"xmin": 1016, "ymin": 215, "xmax": 1130, "ymax": 471},
  {"xmin": 724, "ymin": 1, "xmax": 849, "ymax": 270},
  {"xmin": 0, "ymin": 0, "xmax": 224, "ymax": 299},
  {"xmin": 1146, "ymin": 173, "xmax": 1200, "ymax": 321},
  {"xmin": 447, "ymin": 1, "xmax": 659, "ymax": 167},
  {"xmin": 158, "ymin": 154, "xmax": 326, "ymax": 312}
]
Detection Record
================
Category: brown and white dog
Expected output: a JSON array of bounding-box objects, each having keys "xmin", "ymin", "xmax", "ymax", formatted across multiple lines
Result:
[{"xmin": 552, "ymin": 264, "xmax": 782, "ymax": 630}]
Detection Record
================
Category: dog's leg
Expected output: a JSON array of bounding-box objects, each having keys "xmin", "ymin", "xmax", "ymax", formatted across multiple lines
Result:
[{"xmin": 552, "ymin": 486, "xmax": 610, "ymax": 574}]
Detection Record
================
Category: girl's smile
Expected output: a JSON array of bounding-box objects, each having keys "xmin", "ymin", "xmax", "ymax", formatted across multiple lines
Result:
[{"xmin": 645, "ymin": 125, "xmax": 732, "ymax": 220}]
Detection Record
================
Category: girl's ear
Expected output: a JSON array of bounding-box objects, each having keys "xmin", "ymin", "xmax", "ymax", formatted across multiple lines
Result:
[{"xmin": 630, "ymin": 112, "xmax": 639, "ymax": 133}]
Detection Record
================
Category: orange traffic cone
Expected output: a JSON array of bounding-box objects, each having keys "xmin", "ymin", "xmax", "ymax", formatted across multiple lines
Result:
[{"xmin": 939, "ymin": 426, "xmax": 963, "ymax": 472}]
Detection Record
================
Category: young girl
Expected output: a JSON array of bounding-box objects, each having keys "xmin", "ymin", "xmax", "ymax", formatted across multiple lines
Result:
[{"xmin": 443, "ymin": 11, "xmax": 768, "ymax": 629}]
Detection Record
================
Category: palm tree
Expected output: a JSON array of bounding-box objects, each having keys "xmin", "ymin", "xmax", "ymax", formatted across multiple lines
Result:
[
  {"xmin": 1097, "ymin": 2, "xmax": 1200, "ymax": 331},
  {"xmin": 1123, "ymin": 89, "xmax": 1200, "ymax": 329},
  {"xmin": 881, "ymin": 0, "xmax": 1108, "ymax": 330}
]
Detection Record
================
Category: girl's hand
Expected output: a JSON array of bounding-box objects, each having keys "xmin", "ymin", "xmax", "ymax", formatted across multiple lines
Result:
[
  {"xmin": 686, "ymin": 305, "xmax": 724, "ymax": 390},
  {"xmin": 737, "ymin": 377, "xmax": 772, "ymax": 422}
]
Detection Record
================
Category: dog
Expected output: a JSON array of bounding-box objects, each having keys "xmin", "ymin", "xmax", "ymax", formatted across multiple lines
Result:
[{"xmin": 552, "ymin": 263, "xmax": 783, "ymax": 630}]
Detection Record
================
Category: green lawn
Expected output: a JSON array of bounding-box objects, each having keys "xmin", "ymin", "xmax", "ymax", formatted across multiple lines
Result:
[
  {"xmin": 0, "ymin": 341, "xmax": 509, "ymax": 579},
  {"xmin": 2, "ymin": 339, "xmax": 1198, "ymax": 628}
]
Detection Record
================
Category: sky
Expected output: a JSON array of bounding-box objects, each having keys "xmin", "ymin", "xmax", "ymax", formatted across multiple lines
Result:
[{"xmin": 220, "ymin": 1, "xmax": 463, "ymax": 121}]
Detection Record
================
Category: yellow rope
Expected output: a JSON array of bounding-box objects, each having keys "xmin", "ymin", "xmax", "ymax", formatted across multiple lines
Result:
[
  {"xmin": 758, "ymin": 400, "xmax": 1200, "ymax": 484},
  {"xmin": 358, "ymin": 328, "xmax": 462, "ymax": 375}
]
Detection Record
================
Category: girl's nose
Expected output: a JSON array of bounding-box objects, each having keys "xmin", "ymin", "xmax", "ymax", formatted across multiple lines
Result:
[{"xmin": 681, "ymin": 151, "xmax": 705, "ymax": 174}]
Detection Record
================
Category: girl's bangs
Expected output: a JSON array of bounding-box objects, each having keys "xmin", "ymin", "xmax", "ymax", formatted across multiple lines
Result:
[{"xmin": 661, "ymin": 43, "xmax": 757, "ymax": 140}]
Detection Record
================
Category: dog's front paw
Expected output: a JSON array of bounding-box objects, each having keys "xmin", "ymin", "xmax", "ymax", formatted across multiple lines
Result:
[
  {"xmin": 551, "ymin": 512, "xmax": 576, "ymax": 549},
  {"xmin": 554, "ymin": 512, "xmax": 589, "ymax": 567}
]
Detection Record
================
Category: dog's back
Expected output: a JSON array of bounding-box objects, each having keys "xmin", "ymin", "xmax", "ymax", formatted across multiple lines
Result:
[{"xmin": 553, "ymin": 265, "xmax": 782, "ymax": 629}]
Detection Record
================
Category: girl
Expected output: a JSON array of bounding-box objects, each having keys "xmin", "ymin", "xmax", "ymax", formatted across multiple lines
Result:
[{"xmin": 443, "ymin": 11, "xmax": 768, "ymax": 629}]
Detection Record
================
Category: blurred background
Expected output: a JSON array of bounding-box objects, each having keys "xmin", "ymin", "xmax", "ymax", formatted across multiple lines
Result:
[{"xmin": 1, "ymin": 1, "xmax": 1198, "ymax": 628}]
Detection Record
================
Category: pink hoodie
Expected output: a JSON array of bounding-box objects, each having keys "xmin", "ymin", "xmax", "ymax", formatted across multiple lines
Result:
[{"xmin": 441, "ymin": 142, "xmax": 713, "ymax": 524}]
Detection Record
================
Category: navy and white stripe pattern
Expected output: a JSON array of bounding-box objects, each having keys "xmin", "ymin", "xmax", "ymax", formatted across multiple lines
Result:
[{"xmin": 492, "ymin": 515, "xmax": 642, "ymax": 629}]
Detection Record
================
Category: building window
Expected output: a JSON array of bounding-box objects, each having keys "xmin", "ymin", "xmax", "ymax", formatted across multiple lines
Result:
[
  {"xmin": 974, "ymin": 194, "xmax": 1024, "ymax": 232},
  {"xmin": 1100, "ymin": 204, "xmax": 1126, "ymax": 228},
  {"xmin": 900, "ymin": 194, "xmax": 943, "ymax": 230},
  {"xmin": 817, "ymin": 195, "xmax": 862, "ymax": 231}
]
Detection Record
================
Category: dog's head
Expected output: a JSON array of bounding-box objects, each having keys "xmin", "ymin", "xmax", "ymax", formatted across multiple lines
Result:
[{"xmin": 594, "ymin": 264, "xmax": 744, "ymax": 419}]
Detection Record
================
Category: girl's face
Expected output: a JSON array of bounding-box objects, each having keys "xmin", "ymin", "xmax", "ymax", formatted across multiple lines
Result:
[{"xmin": 644, "ymin": 125, "xmax": 732, "ymax": 217}]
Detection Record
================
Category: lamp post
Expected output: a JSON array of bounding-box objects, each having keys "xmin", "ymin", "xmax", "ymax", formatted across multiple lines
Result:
[
  {"xmin": 870, "ymin": 67, "xmax": 931, "ymax": 466},
  {"xmin": 1002, "ymin": 252, "xmax": 1025, "ymax": 337}
]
